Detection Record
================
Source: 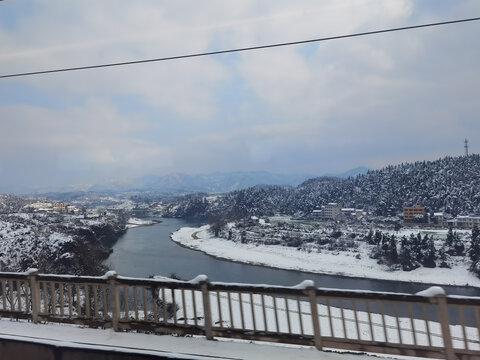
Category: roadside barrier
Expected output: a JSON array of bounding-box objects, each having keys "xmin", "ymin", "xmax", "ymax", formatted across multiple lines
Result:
[{"xmin": 0, "ymin": 269, "xmax": 479, "ymax": 360}]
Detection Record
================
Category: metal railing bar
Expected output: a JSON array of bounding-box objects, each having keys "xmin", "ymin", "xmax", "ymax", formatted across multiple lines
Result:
[
  {"xmin": 85, "ymin": 284, "xmax": 90, "ymax": 318},
  {"xmin": 326, "ymin": 298, "xmax": 334, "ymax": 337},
  {"xmin": 133, "ymin": 286, "xmax": 139, "ymax": 321},
  {"xmin": 191, "ymin": 289, "xmax": 198, "ymax": 326},
  {"xmin": 239, "ymin": 292, "xmax": 246, "ymax": 330},
  {"xmin": 172, "ymin": 288, "xmax": 177, "ymax": 325},
  {"xmin": 422, "ymin": 304, "xmax": 432, "ymax": 347},
  {"xmin": 122, "ymin": 285, "xmax": 129, "ymax": 320},
  {"xmin": 152, "ymin": 287, "xmax": 159, "ymax": 323},
  {"xmin": 227, "ymin": 291, "xmax": 234, "ymax": 329},
  {"xmin": 272, "ymin": 295, "xmax": 279, "ymax": 333},
  {"xmin": 9, "ymin": 280, "xmax": 15, "ymax": 313},
  {"xmin": 352, "ymin": 300, "xmax": 361, "ymax": 340},
  {"xmin": 216, "ymin": 291, "xmax": 223, "ymax": 328},
  {"xmin": 394, "ymin": 303, "xmax": 403, "ymax": 344},
  {"xmin": 93, "ymin": 285, "xmax": 99, "ymax": 319},
  {"xmin": 296, "ymin": 296, "xmax": 304, "ymax": 336},
  {"xmin": 408, "ymin": 303, "xmax": 417, "ymax": 346},
  {"xmin": 16, "ymin": 280, "xmax": 22, "ymax": 311},
  {"xmin": 459, "ymin": 305, "xmax": 468, "ymax": 350},
  {"xmin": 250, "ymin": 293, "xmax": 257, "ymax": 332},
  {"xmin": 379, "ymin": 301, "xmax": 388, "ymax": 343},
  {"xmin": 261, "ymin": 294, "xmax": 267, "ymax": 332},
  {"xmin": 75, "ymin": 284, "xmax": 81, "ymax": 317},
  {"xmin": 284, "ymin": 296, "xmax": 291, "ymax": 334},
  {"xmin": 181, "ymin": 289, "xmax": 187, "ymax": 325},
  {"xmin": 161, "ymin": 287, "xmax": 167, "ymax": 324},
  {"xmin": 67, "ymin": 284, "xmax": 73, "ymax": 317},
  {"xmin": 142, "ymin": 286, "xmax": 148, "ymax": 321},
  {"xmin": 475, "ymin": 307, "xmax": 480, "ymax": 348},
  {"xmin": 59, "ymin": 283, "xmax": 65, "ymax": 317},
  {"xmin": 339, "ymin": 299, "xmax": 347, "ymax": 339},
  {"xmin": 102, "ymin": 285, "xmax": 108, "ymax": 319},
  {"xmin": 1, "ymin": 280, "xmax": 6, "ymax": 311}
]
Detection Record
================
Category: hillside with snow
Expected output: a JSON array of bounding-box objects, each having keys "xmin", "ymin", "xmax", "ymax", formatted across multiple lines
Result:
[
  {"xmin": 0, "ymin": 211, "xmax": 127, "ymax": 274},
  {"xmin": 161, "ymin": 155, "xmax": 480, "ymax": 219}
]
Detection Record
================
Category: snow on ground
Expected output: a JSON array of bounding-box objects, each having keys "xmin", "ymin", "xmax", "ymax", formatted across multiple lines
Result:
[
  {"xmin": 0, "ymin": 319, "xmax": 417, "ymax": 360},
  {"xmin": 386, "ymin": 228, "xmax": 471, "ymax": 237},
  {"xmin": 0, "ymin": 318, "xmax": 429, "ymax": 360},
  {"xmin": 171, "ymin": 226, "xmax": 480, "ymax": 287}
]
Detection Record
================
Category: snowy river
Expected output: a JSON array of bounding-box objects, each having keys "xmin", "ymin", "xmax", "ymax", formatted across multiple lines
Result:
[{"xmin": 107, "ymin": 218, "xmax": 480, "ymax": 296}]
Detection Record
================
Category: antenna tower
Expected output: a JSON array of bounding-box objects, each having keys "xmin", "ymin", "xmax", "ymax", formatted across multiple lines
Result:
[{"xmin": 465, "ymin": 138, "xmax": 469, "ymax": 156}]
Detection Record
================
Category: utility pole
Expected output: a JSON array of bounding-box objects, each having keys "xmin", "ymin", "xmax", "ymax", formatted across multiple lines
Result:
[{"xmin": 465, "ymin": 138, "xmax": 469, "ymax": 156}]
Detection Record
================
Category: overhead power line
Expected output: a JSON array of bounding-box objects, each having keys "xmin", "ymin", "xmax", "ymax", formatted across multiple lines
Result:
[{"xmin": 1, "ymin": 16, "xmax": 479, "ymax": 79}]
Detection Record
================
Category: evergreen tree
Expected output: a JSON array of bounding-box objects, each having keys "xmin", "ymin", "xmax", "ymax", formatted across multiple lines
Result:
[
  {"xmin": 469, "ymin": 226, "xmax": 480, "ymax": 276},
  {"xmin": 399, "ymin": 238, "xmax": 419, "ymax": 271},
  {"xmin": 469, "ymin": 225, "xmax": 480, "ymax": 263},
  {"xmin": 388, "ymin": 235, "xmax": 398, "ymax": 264},
  {"xmin": 438, "ymin": 246, "xmax": 451, "ymax": 268},
  {"xmin": 422, "ymin": 237, "xmax": 437, "ymax": 268},
  {"xmin": 445, "ymin": 228, "xmax": 465, "ymax": 256},
  {"xmin": 453, "ymin": 231, "xmax": 465, "ymax": 256},
  {"xmin": 381, "ymin": 233, "xmax": 389, "ymax": 251},
  {"xmin": 446, "ymin": 227, "xmax": 454, "ymax": 247},
  {"xmin": 365, "ymin": 229, "xmax": 374, "ymax": 245}
]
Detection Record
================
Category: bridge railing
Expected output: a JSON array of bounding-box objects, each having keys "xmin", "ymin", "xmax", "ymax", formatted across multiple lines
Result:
[{"xmin": 0, "ymin": 269, "xmax": 479, "ymax": 360}]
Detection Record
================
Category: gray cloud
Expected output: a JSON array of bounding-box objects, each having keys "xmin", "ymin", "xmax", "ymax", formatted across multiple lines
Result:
[{"xmin": 0, "ymin": 0, "xmax": 479, "ymax": 191}]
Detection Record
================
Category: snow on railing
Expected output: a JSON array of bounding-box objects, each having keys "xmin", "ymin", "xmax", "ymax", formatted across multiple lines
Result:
[{"xmin": 0, "ymin": 270, "xmax": 479, "ymax": 360}]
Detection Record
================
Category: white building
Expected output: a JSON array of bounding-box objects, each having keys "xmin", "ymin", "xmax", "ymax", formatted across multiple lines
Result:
[
  {"xmin": 323, "ymin": 203, "xmax": 341, "ymax": 220},
  {"xmin": 447, "ymin": 215, "xmax": 480, "ymax": 228}
]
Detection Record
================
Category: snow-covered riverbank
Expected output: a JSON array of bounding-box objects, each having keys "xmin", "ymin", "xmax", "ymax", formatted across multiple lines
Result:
[
  {"xmin": 171, "ymin": 225, "xmax": 480, "ymax": 287},
  {"xmin": 126, "ymin": 217, "xmax": 159, "ymax": 228}
]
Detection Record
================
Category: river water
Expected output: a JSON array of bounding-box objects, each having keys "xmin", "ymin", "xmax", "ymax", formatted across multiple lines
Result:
[{"xmin": 107, "ymin": 218, "xmax": 480, "ymax": 296}]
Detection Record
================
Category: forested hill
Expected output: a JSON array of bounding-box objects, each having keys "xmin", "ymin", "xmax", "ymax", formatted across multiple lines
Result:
[
  {"xmin": 297, "ymin": 154, "xmax": 480, "ymax": 216},
  {"xmin": 162, "ymin": 155, "xmax": 480, "ymax": 219}
]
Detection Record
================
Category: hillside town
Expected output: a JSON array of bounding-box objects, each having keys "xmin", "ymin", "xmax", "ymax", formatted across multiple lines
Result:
[{"xmin": 310, "ymin": 202, "xmax": 480, "ymax": 229}]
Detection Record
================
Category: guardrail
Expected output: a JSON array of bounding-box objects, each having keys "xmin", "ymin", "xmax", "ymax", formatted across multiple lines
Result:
[{"xmin": 0, "ymin": 269, "xmax": 479, "ymax": 360}]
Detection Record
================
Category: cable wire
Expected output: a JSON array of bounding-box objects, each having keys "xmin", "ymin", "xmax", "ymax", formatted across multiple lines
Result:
[{"xmin": 1, "ymin": 16, "xmax": 479, "ymax": 79}]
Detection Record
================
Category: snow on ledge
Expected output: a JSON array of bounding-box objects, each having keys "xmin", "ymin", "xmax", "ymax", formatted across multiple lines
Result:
[
  {"xmin": 416, "ymin": 286, "xmax": 446, "ymax": 297},
  {"xmin": 101, "ymin": 270, "xmax": 118, "ymax": 279},
  {"xmin": 189, "ymin": 274, "xmax": 209, "ymax": 284},
  {"xmin": 292, "ymin": 280, "xmax": 315, "ymax": 290}
]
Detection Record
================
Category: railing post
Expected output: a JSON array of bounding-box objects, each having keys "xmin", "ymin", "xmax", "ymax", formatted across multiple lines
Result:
[
  {"xmin": 107, "ymin": 271, "xmax": 120, "ymax": 332},
  {"xmin": 306, "ymin": 284, "xmax": 322, "ymax": 351},
  {"xmin": 434, "ymin": 293, "xmax": 456, "ymax": 360},
  {"xmin": 27, "ymin": 268, "xmax": 40, "ymax": 324},
  {"xmin": 199, "ymin": 277, "xmax": 213, "ymax": 340}
]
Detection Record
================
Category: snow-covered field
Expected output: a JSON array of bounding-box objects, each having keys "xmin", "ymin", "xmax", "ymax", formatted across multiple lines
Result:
[{"xmin": 171, "ymin": 226, "xmax": 480, "ymax": 287}]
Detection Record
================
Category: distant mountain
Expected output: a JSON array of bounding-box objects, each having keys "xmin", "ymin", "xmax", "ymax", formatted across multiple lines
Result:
[
  {"xmin": 96, "ymin": 168, "xmax": 368, "ymax": 194},
  {"xmin": 162, "ymin": 155, "xmax": 480, "ymax": 219},
  {"xmin": 324, "ymin": 166, "xmax": 370, "ymax": 178},
  {"xmin": 133, "ymin": 171, "xmax": 313, "ymax": 193},
  {"xmin": 26, "ymin": 168, "xmax": 368, "ymax": 197}
]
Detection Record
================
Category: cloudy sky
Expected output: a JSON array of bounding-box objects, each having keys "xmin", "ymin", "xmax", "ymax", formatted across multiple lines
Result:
[{"xmin": 0, "ymin": 1, "xmax": 479, "ymax": 192}]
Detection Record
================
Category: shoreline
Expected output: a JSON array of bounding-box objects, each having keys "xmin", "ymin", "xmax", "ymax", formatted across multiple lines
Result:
[
  {"xmin": 126, "ymin": 218, "xmax": 161, "ymax": 229},
  {"xmin": 170, "ymin": 225, "xmax": 480, "ymax": 288}
]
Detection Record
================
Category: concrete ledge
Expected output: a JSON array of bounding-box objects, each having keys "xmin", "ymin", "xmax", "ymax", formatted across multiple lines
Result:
[{"xmin": 0, "ymin": 336, "xmax": 210, "ymax": 360}]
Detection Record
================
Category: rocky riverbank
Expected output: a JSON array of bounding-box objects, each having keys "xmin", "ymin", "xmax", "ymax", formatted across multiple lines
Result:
[{"xmin": 0, "ymin": 211, "xmax": 127, "ymax": 275}]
